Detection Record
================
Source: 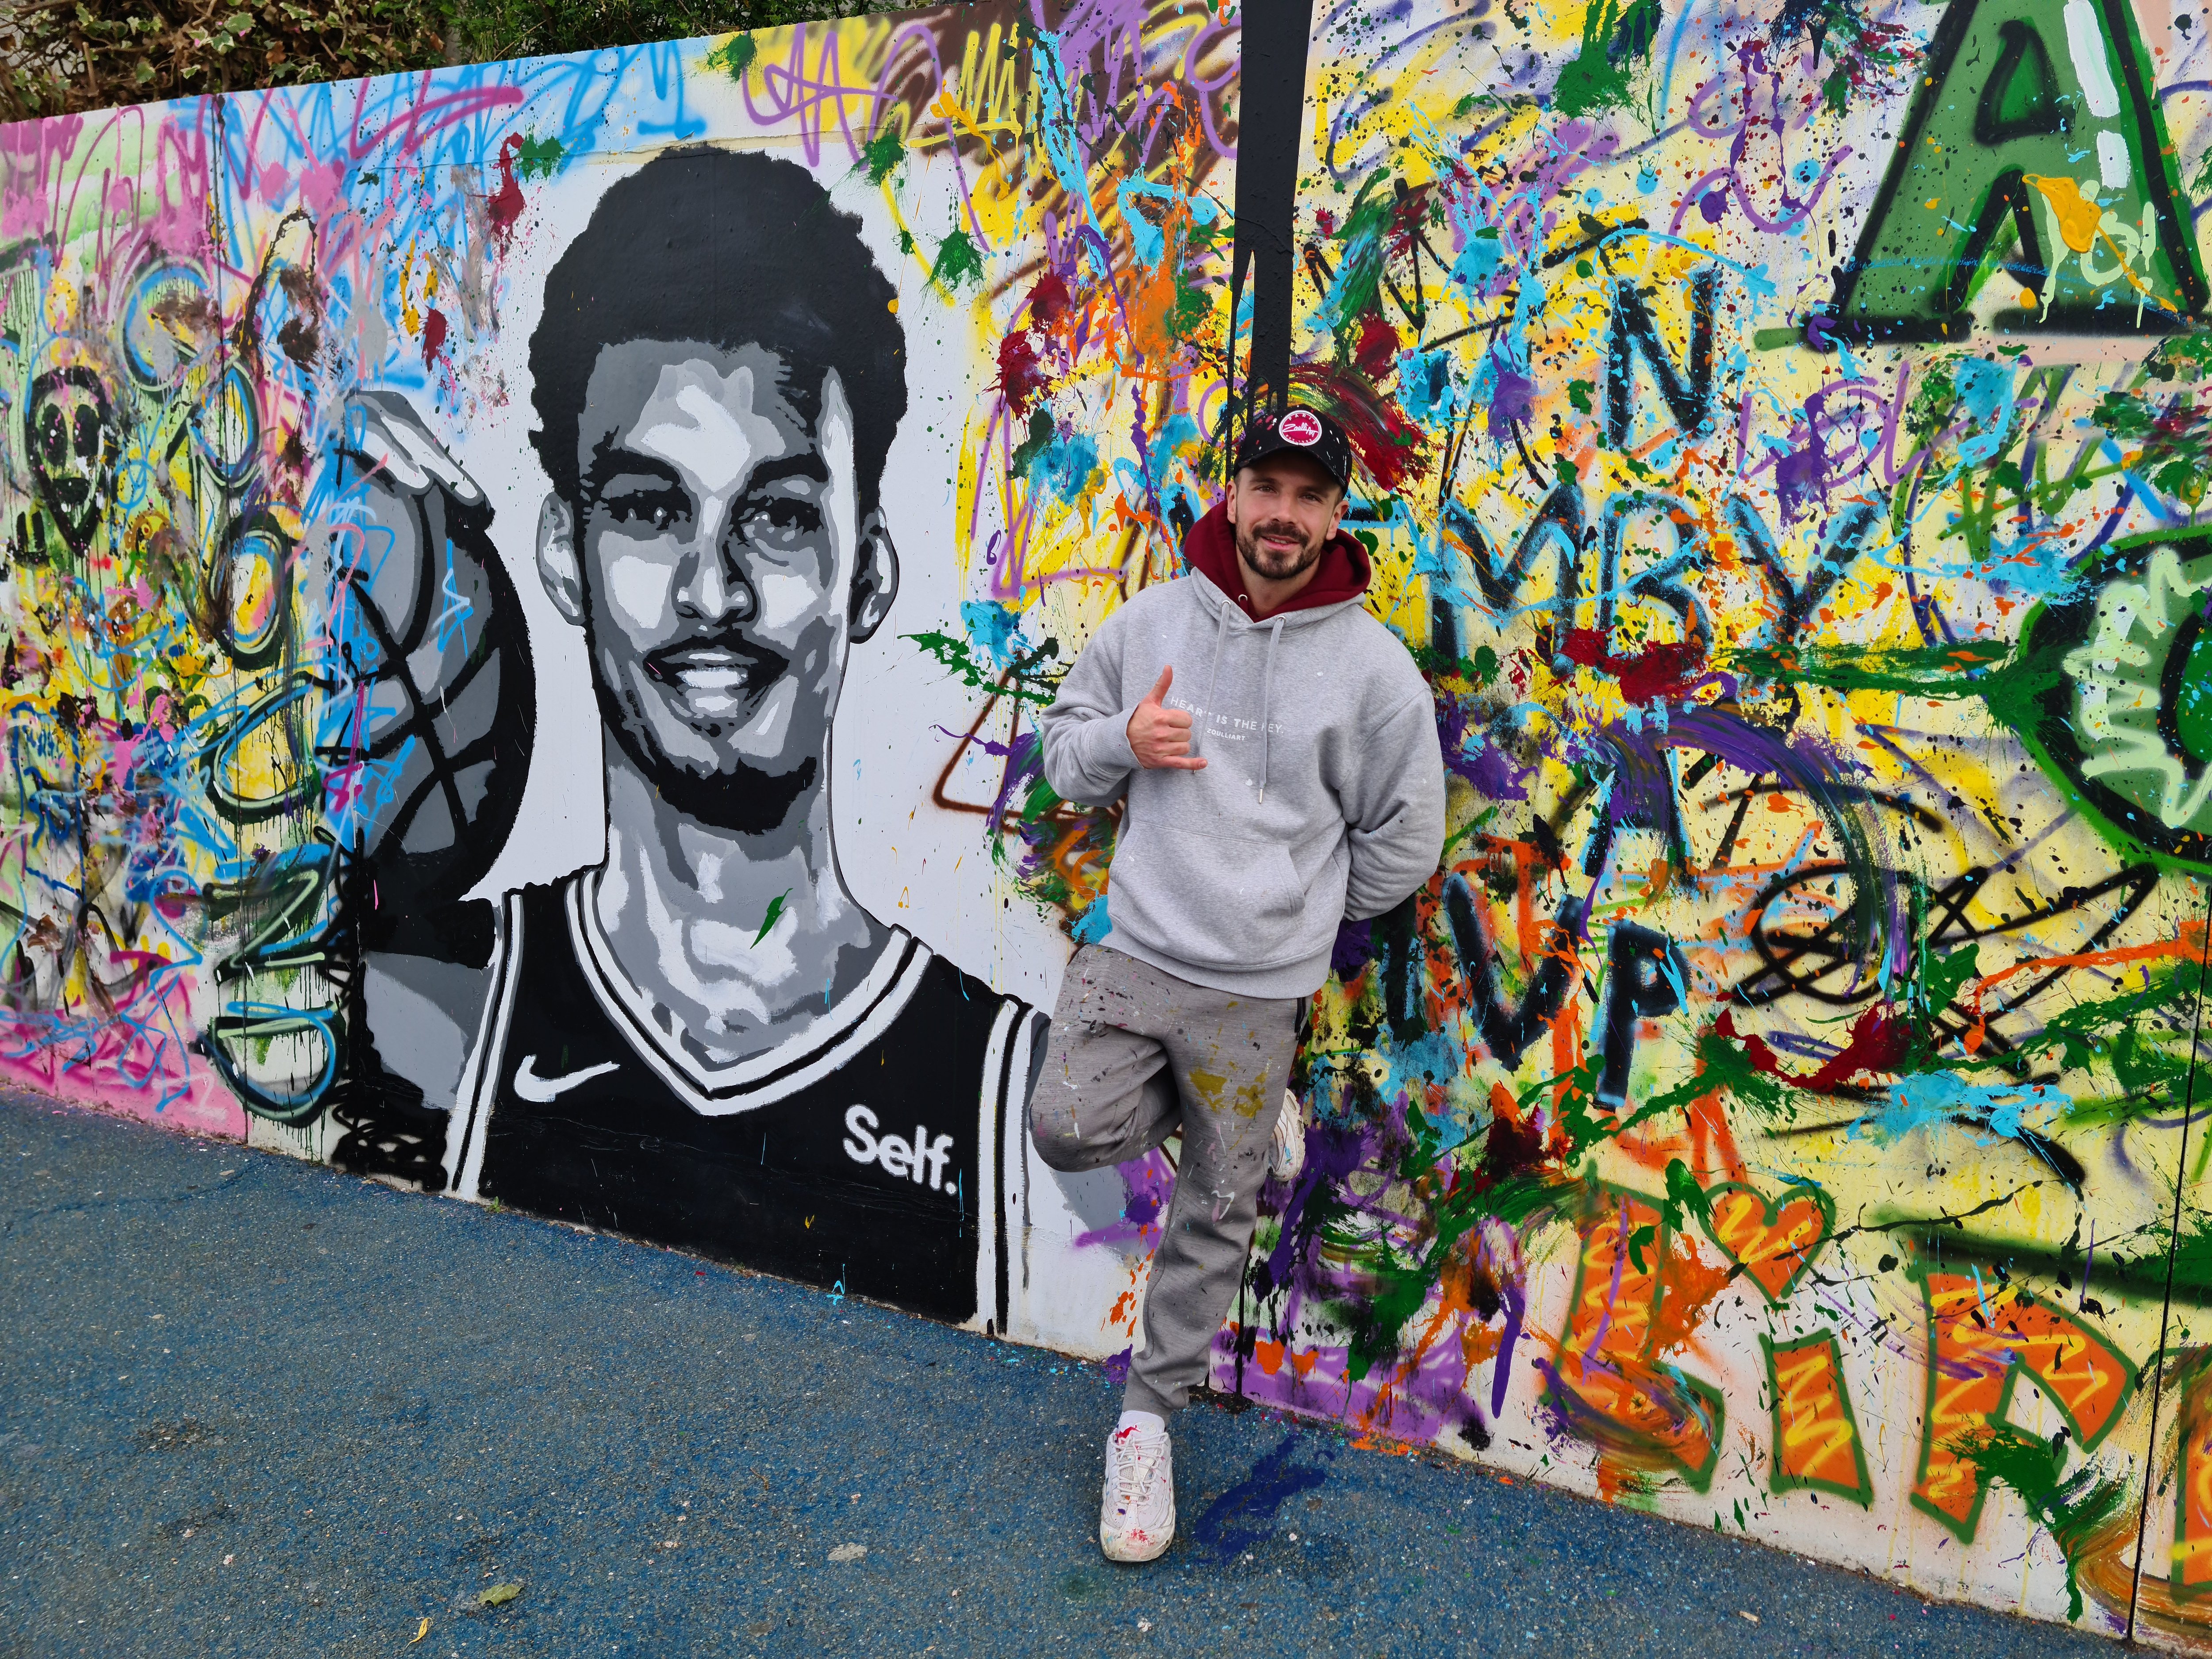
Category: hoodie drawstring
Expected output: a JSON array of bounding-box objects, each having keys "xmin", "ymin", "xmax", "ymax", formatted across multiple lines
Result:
[
  {"xmin": 1257, "ymin": 616, "xmax": 1283, "ymax": 804},
  {"xmin": 1191, "ymin": 599, "xmax": 1231, "ymax": 762}
]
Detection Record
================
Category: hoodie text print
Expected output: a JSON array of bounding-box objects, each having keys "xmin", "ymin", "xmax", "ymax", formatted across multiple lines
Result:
[{"xmin": 1040, "ymin": 503, "xmax": 1448, "ymax": 999}]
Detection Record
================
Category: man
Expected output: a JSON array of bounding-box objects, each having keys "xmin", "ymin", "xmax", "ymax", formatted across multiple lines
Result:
[
  {"xmin": 343, "ymin": 146, "xmax": 1042, "ymax": 1329},
  {"xmin": 1033, "ymin": 406, "xmax": 1447, "ymax": 1562}
]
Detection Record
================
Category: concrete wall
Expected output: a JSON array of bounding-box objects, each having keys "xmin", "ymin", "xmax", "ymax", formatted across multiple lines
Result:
[{"xmin": 7, "ymin": 0, "xmax": 2212, "ymax": 1642}]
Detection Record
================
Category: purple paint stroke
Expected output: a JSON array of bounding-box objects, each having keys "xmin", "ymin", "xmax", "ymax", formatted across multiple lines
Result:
[
  {"xmin": 1435, "ymin": 692, "xmax": 1533, "ymax": 801},
  {"xmin": 1071, "ymin": 1146, "xmax": 1175, "ymax": 1252},
  {"xmin": 1491, "ymin": 1279, "xmax": 1525, "ymax": 1417},
  {"xmin": 1487, "ymin": 367, "xmax": 1536, "ymax": 435},
  {"xmin": 1330, "ymin": 917, "xmax": 1374, "ymax": 978},
  {"xmin": 1210, "ymin": 1317, "xmax": 1480, "ymax": 1448}
]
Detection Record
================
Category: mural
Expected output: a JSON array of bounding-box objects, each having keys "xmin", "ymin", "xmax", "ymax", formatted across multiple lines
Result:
[
  {"xmin": 1123, "ymin": 0, "xmax": 2212, "ymax": 1646},
  {"xmin": 0, "ymin": 1, "xmax": 1236, "ymax": 1329},
  {"xmin": 18, "ymin": 0, "xmax": 2212, "ymax": 1643}
]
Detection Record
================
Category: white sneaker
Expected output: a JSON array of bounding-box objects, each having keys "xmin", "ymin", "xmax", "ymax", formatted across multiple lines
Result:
[
  {"xmin": 1100, "ymin": 1415, "xmax": 1175, "ymax": 1563},
  {"xmin": 1269, "ymin": 1087, "xmax": 1306, "ymax": 1183}
]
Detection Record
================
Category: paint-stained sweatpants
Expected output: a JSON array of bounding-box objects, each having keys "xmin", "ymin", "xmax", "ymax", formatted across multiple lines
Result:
[{"xmin": 1030, "ymin": 943, "xmax": 1299, "ymax": 1420}]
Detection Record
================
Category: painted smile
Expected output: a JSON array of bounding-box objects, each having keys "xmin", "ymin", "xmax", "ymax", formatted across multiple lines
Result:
[{"xmin": 643, "ymin": 638, "xmax": 785, "ymax": 720}]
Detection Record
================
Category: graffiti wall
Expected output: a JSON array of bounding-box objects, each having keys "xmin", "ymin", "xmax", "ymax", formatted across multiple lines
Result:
[
  {"xmin": 16, "ymin": 0, "xmax": 2212, "ymax": 1641},
  {"xmin": 1143, "ymin": 0, "xmax": 2212, "ymax": 1645},
  {"xmin": 0, "ymin": 5, "xmax": 1234, "ymax": 1326}
]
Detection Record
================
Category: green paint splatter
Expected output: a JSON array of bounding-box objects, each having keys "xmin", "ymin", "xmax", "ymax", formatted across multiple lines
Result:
[
  {"xmin": 2146, "ymin": 1213, "xmax": 2212, "ymax": 1298},
  {"xmin": 860, "ymin": 131, "xmax": 904, "ymax": 185},
  {"xmin": 1659, "ymin": 1158, "xmax": 1712, "ymax": 1233},
  {"xmin": 753, "ymin": 889, "xmax": 791, "ymax": 947},
  {"xmin": 1010, "ymin": 411, "xmax": 1055, "ymax": 477},
  {"xmin": 1552, "ymin": 0, "xmax": 1662, "ymax": 117},
  {"xmin": 1318, "ymin": 1070, "xmax": 1589, "ymax": 1381},
  {"xmin": 1322, "ymin": 175, "xmax": 1394, "ymax": 358},
  {"xmin": 930, "ymin": 229, "xmax": 985, "ymax": 290},
  {"xmin": 1911, "ymin": 941, "xmax": 1980, "ymax": 1025},
  {"xmin": 704, "ymin": 34, "xmax": 757, "ymax": 81},
  {"xmin": 1947, "ymin": 1423, "xmax": 2129, "ymax": 1619},
  {"xmin": 1731, "ymin": 636, "xmax": 2063, "ymax": 767},
  {"xmin": 1624, "ymin": 1222, "xmax": 1659, "ymax": 1273},
  {"xmin": 1636, "ymin": 1025, "xmax": 1797, "ymax": 1128},
  {"xmin": 1731, "ymin": 639, "xmax": 2009, "ymax": 699},
  {"xmin": 515, "ymin": 135, "xmax": 564, "ymax": 182},
  {"xmin": 904, "ymin": 630, "xmax": 1060, "ymax": 705}
]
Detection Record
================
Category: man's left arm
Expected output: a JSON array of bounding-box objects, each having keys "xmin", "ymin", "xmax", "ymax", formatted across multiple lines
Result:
[{"xmin": 1340, "ymin": 690, "xmax": 1447, "ymax": 922}]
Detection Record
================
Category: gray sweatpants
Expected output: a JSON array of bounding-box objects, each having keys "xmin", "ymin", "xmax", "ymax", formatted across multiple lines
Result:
[{"xmin": 1029, "ymin": 943, "xmax": 1299, "ymax": 1419}]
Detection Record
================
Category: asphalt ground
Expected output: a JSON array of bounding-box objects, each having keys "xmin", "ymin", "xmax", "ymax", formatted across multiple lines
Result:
[{"xmin": 0, "ymin": 1092, "xmax": 2123, "ymax": 1658}]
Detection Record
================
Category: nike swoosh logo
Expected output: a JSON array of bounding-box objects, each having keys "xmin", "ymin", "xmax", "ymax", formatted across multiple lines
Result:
[{"xmin": 513, "ymin": 1055, "xmax": 621, "ymax": 1102}]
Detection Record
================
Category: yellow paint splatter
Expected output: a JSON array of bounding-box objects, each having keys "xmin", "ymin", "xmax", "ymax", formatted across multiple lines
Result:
[{"xmin": 2023, "ymin": 174, "xmax": 2102, "ymax": 253}]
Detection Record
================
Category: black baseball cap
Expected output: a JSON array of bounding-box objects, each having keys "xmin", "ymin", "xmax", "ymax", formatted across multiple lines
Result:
[{"xmin": 1234, "ymin": 405, "xmax": 1354, "ymax": 492}]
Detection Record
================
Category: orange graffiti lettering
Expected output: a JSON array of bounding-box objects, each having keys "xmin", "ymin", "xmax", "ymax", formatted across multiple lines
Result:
[
  {"xmin": 1546, "ymin": 1188, "xmax": 1724, "ymax": 1490},
  {"xmin": 1912, "ymin": 1270, "xmax": 2136, "ymax": 1540},
  {"xmin": 1767, "ymin": 1331, "xmax": 1870, "ymax": 1502}
]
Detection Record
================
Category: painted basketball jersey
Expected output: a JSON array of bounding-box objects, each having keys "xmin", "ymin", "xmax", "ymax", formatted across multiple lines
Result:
[{"xmin": 445, "ymin": 876, "xmax": 1042, "ymax": 1327}]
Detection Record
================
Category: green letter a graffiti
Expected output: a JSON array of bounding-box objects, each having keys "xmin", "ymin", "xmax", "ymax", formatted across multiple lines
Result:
[{"xmin": 1825, "ymin": 0, "xmax": 2205, "ymax": 341}]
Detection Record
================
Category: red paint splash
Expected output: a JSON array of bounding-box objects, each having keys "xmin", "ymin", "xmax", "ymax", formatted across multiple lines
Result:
[
  {"xmin": 488, "ymin": 134, "xmax": 526, "ymax": 247},
  {"xmin": 421, "ymin": 308, "xmax": 449, "ymax": 368},
  {"xmin": 1287, "ymin": 365, "xmax": 1430, "ymax": 491},
  {"xmin": 995, "ymin": 274, "xmax": 1072, "ymax": 416},
  {"xmin": 1715, "ymin": 1006, "xmax": 1910, "ymax": 1091},
  {"xmin": 996, "ymin": 330, "xmax": 1047, "ymax": 416},
  {"xmin": 1800, "ymin": 1007, "xmax": 1913, "ymax": 1091},
  {"xmin": 1352, "ymin": 312, "xmax": 1398, "ymax": 383},
  {"xmin": 1026, "ymin": 271, "xmax": 1070, "ymax": 330},
  {"xmin": 1560, "ymin": 628, "xmax": 1707, "ymax": 703}
]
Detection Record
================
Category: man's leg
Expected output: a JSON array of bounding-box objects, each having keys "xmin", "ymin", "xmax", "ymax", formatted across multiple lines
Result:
[
  {"xmin": 1121, "ymin": 981, "xmax": 1299, "ymax": 1420},
  {"xmin": 1030, "ymin": 945, "xmax": 1182, "ymax": 1175}
]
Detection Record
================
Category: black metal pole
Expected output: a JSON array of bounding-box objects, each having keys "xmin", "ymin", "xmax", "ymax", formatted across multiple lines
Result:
[{"xmin": 1224, "ymin": 0, "xmax": 1317, "ymax": 473}]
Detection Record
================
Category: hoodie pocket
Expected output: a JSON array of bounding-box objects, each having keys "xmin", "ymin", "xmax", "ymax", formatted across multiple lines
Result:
[{"xmin": 1108, "ymin": 815, "xmax": 1307, "ymax": 969}]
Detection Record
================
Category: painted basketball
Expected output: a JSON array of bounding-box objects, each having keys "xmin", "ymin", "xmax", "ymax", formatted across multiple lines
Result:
[{"xmin": 330, "ymin": 392, "xmax": 535, "ymax": 949}]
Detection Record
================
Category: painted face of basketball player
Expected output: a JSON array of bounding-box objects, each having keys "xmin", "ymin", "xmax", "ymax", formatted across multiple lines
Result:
[{"xmin": 536, "ymin": 340, "xmax": 897, "ymax": 835}]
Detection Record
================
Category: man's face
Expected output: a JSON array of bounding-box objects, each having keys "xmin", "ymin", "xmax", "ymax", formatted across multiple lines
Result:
[
  {"xmin": 542, "ymin": 339, "xmax": 891, "ymax": 832},
  {"xmin": 1225, "ymin": 453, "xmax": 1346, "ymax": 582}
]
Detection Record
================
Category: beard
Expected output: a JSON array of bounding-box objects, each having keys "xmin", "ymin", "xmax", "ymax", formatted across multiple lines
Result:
[
  {"xmin": 1234, "ymin": 515, "xmax": 1327, "ymax": 582},
  {"xmin": 589, "ymin": 626, "xmax": 823, "ymax": 836}
]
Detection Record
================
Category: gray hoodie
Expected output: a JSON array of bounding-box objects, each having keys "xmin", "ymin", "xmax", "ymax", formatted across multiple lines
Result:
[{"xmin": 1039, "ymin": 518, "xmax": 1447, "ymax": 999}]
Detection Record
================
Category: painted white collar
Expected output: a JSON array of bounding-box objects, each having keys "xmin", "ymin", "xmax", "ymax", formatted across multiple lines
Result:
[{"xmin": 563, "ymin": 868, "xmax": 931, "ymax": 1115}]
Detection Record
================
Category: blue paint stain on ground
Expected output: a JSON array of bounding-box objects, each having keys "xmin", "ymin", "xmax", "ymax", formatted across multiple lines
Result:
[
  {"xmin": 0, "ymin": 1093, "xmax": 2122, "ymax": 1658},
  {"xmin": 1187, "ymin": 1436, "xmax": 1333, "ymax": 1560}
]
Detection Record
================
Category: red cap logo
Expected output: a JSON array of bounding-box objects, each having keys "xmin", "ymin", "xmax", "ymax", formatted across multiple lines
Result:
[{"xmin": 1279, "ymin": 410, "xmax": 1323, "ymax": 446}]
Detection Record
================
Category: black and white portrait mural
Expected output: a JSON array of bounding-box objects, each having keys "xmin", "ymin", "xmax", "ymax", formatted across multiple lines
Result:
[
  {"xmin": 347, "ymin": 146, "xmax": 1042, "ymax": 1324},
  {"xmin": 0, "ymin": 6, "xmax": 1242, "ymax": 1334}
]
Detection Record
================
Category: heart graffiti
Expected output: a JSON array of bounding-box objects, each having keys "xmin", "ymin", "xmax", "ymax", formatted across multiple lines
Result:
[{"xmin": 1700, "ymin": 1182, "xmax": 1834, "ymax": 1303}]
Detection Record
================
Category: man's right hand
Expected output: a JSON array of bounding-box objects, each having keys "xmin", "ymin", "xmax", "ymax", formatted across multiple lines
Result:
[{"xmin": 1127, "ymin": 666, "xmax": 1206, "ymax": 770}]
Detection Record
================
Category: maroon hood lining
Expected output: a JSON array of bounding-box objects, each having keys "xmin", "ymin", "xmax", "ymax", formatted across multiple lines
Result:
[{"xmin": 1180, "ymin": 499, "xmax": 1370, "ymax": 620}]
